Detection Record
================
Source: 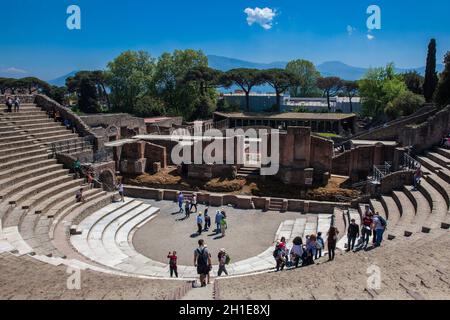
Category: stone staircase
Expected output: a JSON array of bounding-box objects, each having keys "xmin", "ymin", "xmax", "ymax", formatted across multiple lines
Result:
[
  {"xmin": 0, "ymin": 101, "xmax": 115, "ymax": 259},
  {"xmin": 361, "ymin": 148, "xmax": 450, "ymax": 241},
  {"xmin": 237, "ymin": 166, "xmax": 260, "ymax": 178},
  {"xmin": 217, "ymin": 228, "xmax": 450, "ymax": 300}
]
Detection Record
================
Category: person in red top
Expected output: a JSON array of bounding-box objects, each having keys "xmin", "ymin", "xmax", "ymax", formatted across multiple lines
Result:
[
  {"xmin": 361, "ymin": 213, "xmax": 374, "ymax": 250},
  {"xmin": 167, "ymin": 251, "xmax": 178, "ymax": 278}
]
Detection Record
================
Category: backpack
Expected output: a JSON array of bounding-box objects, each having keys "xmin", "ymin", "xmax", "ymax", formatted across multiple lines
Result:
[
  {"xmin": 273, "ymin": 248, "xmax": 280, "ymax": 259},
  {"xmin": 225, "ymin": 254, "xmax": 231, "ymax": 265},
  {"xmin": 196, "ymin": 248, "xmax": 208, "ymax": 267}
]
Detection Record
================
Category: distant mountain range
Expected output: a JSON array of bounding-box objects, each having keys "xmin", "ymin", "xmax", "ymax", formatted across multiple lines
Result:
[
  {"xmin": 208, "ymin": 55, "xmax": 444, "ymax": 81},
  {"xmin": 47, "ymin": 71, "xmax": 78, "ymax": 86},
  {"xmin": 46, "ymin": 55, "xmax": 445, "ymax": 87}
]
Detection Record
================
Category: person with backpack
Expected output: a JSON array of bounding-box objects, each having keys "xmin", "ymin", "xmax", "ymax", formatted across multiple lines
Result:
[
  {"xmin": 372, "ymin": 212, "xmax": 386, "ymax": 247},
  {"xmin": 326, "ymin": 226, "xmax": 339, "ymax": 261},
  {"xmin": 167, "ymin": 251, "xmax": 178, "ymax": 278},
  {"xmin": 273, "ymin": 242, "xmax": 286, "ymax": 271},
  {"xmin": 347, "ymin": 218, "xmax": 360, "ymax": 251},
  {"xmin": 315, "ymin": 232, "xmax": 324, "ymax": 259},
  {"xmin": 194, "ymin": 239, "xmax": 211, "ymax": 287},
  {"xmin": 217, "ymin": 249, "xmax": 229, "ymax": 276}
]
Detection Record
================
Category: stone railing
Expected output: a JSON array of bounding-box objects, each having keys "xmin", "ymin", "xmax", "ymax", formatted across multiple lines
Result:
[
  {"xmin": 34, "ymin": 94, "xmax": 106, "ymax": 150},
  {"xmin": 124, "ymin": 185, "xmax": 349, "ymax": 214}
]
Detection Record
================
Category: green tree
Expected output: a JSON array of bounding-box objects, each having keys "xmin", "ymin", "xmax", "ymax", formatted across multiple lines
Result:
[
  {"xmin": 435, "ymin": 52, "xmax": 450, "ymax": 107},
  {"xmin": 359, "ymin": 63, "xmax": 409, "ymax": 119},
  {"xmin": 384, "ymin": 90, "xmax": 425, "ymax": 119},
  {"xmin": 153, "ymin": 49, "xmax": 215, "ymax": 120},
  {"xmin": 183, "ymin": 66, "xmax": 223, "ymax": 95},
  {"xmin": 401, "ymin": 71, "xmax": 424, "ymax": 95},
  {"xmin": 423, "ymin": 39, "xmax": 439, "ymax": 102},
  {"xmin": 261, "ymin": 69, "xmax": 299, "ymax": 112},
  {"xmin": 285, "ymin": 59, "xmax": 321, "ymax": 97},
  {"xmin": 66, "ymin": 72, "xmax": 103, "ymax": 113},
  {"xmin": 317, "ymin": 76, "xmax": 343, "ymax": 111},
  {"xmin": 341, "ymin": 80, "xmax": 359, "ymax": 113},
  {"xmin": 223, "ymin": 68, "xmax": 264, "ymax": 112},
  {"xmin": 106, "ymin": 50, "xmax": 156, "ymax": 114}
]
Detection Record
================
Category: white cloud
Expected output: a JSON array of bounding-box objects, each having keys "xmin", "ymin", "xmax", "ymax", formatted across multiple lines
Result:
[
  {"xmin": 346, "ymin": 25, "xmax": 356, "ymax": 36},
  {"xmin": 244, "ymin": 7, "xmax": 277, "ymax": 30},
  {"xmin": 367, "ymin": 34, "xmax": 375, "ymax": 40},
  {"xmin": 2, "ymin": 67, "xmax": 27, "ymax": 74}
]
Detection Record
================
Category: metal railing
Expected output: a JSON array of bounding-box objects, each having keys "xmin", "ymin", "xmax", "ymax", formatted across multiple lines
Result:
[
  {"xmin": 371, "ymin": 162, "xmax": 392, "ymax": 183},
  {"xmin": 51, "ymin": 136, "xmax": 93, "ymax": 157},
  {"xmin": 402, "ymin": 152, "xmax": 420, "ymax": 170}
]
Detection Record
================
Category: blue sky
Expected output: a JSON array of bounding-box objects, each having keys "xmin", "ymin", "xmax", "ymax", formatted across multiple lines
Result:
[{"xmin": 1, "ymin": 0, "xmax": 449, "ymax": 80}]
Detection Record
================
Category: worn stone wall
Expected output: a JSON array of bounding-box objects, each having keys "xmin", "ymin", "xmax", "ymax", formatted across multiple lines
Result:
[
  {"xmin": 399, "ymin": 105, "xmax": 450, "ymax": 154},
  {"xmin": 124, "ymin": 185, "xmax": 347, "ymax": 213},
  {"xmin": 80, "ymin": 113, "xmax": 146, "ymax": 139},
  {"xmin": 144, "ymin": 142, "xmax": 167, "ymax": 171},
  {"xmin": 276, "ymin": 127, "xmax": 332, "ymax": 187},
  {"xmin": 34, "ymin": 94, "xmax": 105, "ymax": 151},
  {"xmin": 332, "ymin": 143, "xmax": 397, "ymax": 183}
]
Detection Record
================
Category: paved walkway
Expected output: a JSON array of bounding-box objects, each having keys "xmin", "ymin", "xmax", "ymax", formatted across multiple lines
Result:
[{"xmin": 69, "ymin": 198, "xmax": 333, "ymax": 279}]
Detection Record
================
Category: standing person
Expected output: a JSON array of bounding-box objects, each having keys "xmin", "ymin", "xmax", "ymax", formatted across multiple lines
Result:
[
  {"xmin": 412, "ymin": 166, "xmax": 423, "ymax": 191},
  {"xmin": 167, "ymin": 251, "xmax": 178, "ymax": 278},
  {"xmin": 203, "ymin": 208, "xmax": 211, "ymax": 232},
  {"xmin": 191, "ymin": 193, "xmax": 198, "ymax": 213},
  {"xmin": 273, "ymin": 242, "xmax": 286, "ymax": 271},
  {"xmin": 217, "ymin": 249, "xmax": 229, "ymax": 277},
  {"xmin": 304, "ymin": 235, "xmax": 317, "ymax": 266},
  {"xmin": 86, "ymin": 170, "xmax": 94, "ymax": 189},
  {"xmin": 326, "ymin": 226, "xmax": 339, "ymax": 261},
  {"xmin": 117, "ymin": 181, "xmax": 125, "ymax": 202},
  {"xmin": 178, "ymin": 192, "xmax": 184, "ymax": 213},
  {"xmin": 5, "ymin": 96, "xmax": 13, "ymax": 112},
  {"xmin": 361, "ymin": 212, "xmax": 374, "ymax": 249},
  {"xmin": 184, "ymin": 200, "xmax": 191, "ymax": 219},
  {"xmin": 194, "ymin": 239, "xmax": 211, "ymax": 287},
  {"xmin": 196, "ymin": 212, "xmax": 203, "ymax": 235},
  {"xmin": 214, "ymin": 210, "xmax": 223, "ymax": 234},
  {"xmin": 13, "ymin": 96, "xmax": 20, "ymax": 113},
  {"xmin": 291, "ymin": 236, "xmax": 303, "ymax": 268},
  {"xmin": 315, "ymin": 232, "xmax": 324, "ymax": 259},
  {"xmin": 347, "ymin": 218, "xmax": 360, "ymax": 251},
  {"xmin": 372, "ymin": 212, "xmax": 387, "ymax": 247},
  {"xmin": 220, "ymin": 215, "xmax": 228, "ymax": 237},
  {"xmin": 73, "ymin": 158, "xmax": 82, "ymax": 178}
]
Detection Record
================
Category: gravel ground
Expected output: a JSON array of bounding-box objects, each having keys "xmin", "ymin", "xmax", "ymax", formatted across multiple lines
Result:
[{"xmin": 132, "ymin": 199, "xmax": 302, "ymax": 265}]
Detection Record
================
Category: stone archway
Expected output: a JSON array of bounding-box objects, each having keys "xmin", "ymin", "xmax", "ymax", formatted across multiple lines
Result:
[{"xmin": 99, "ymin": 169, "xmax": 116, "ymax": 191}]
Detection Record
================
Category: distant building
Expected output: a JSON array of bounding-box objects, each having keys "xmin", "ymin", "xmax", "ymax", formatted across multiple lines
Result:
[
  {"xmin": 213, "ymin": 111, "xmax": 356, "ymax": 135},
  {"xmin": 221, "ymin": 92, "xmax": 362, "ymax": 113}
]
